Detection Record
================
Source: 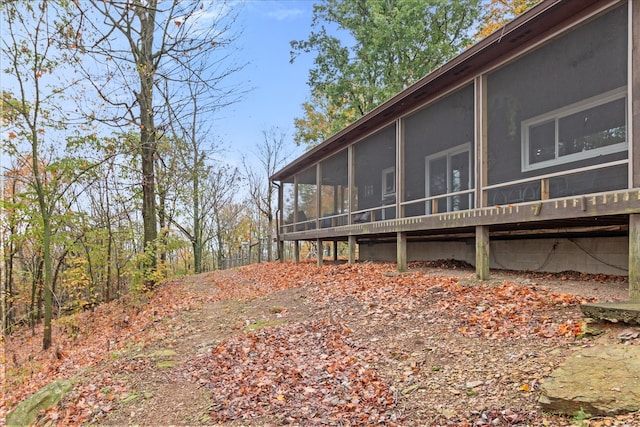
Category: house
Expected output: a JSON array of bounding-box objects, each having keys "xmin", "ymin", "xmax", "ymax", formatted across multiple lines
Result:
[{"xmin": 271, "ymin": 0, "xmax": 640, "ymax": 299}]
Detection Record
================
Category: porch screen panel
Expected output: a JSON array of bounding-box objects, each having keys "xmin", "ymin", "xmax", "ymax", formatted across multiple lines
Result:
[
  {"xmin": 282, "ymin": 180, "xmax": 295, "ymax": 234},
  {"xmin": 320, "ymin": 149, "xmax": 349, "ymax": 228},
  {"xmin": 353, "ymin": 124, "xmax": 396, "ymax": 222},
  {"xmin": 548, "ymin": 164, "xmax": 628, "ymax": 199},
  {"xmin": 295, "ymin": 166, "xmax": 317, "ymax": 231},
  {"xmin": 486, "ymin": 5, "xmax": 628, "ymax": 197},
  {"xmin": 403, "ymin": 84, "xmax": 474, "ymax": 216}
]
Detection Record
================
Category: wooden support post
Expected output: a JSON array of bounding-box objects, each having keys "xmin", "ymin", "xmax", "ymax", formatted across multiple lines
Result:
[
  {"xmin": 475, "ymin": 75, "xmax": 488, "ymax": 208},
  {"xmin": 629, "ymin": 1, "xmax": 639, "ymax": 300},
  {"xmin": 397, "ymin": 232, "xmax": 407, "ymax": 272},
  {"xmin": 277, "ymin": 182, "xmax": 284, "ymax": 262},
  {"xmin": 630, "ymin": 214, "xmax": 640, "ymax": 301},
  {"xmin": 294, "ymin": 241, "xmax": 300, "ymax": 265},
  {"xmin": 333, "ymin": 241, "xmax": 338, "ymax": 261},
  {"xmin": 476, "ymin": 225, "xmax": 490, "ymax": 280},
  {"xmin": 348, "ymin": 235, "xmax": 356, "ymax": 264},
  {"xmin": 317, "ymin": 239, "xmax": 323, "ymax": 267},
  {"xmin": 541, "ymin": 178, "xmax": 550, "ymax": 200},
  {"xmin": 632, "ymin": 0, "xmax": 640, "ymax": 189}
]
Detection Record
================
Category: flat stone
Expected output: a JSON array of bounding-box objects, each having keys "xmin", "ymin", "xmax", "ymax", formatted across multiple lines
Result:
[
  {"xmin": 539, "ymin": 345, "xmax": 640, "ymax": 416},
  {"xmin": 581, "ymin": 301, "xmax": 640, "ymax": 325}
]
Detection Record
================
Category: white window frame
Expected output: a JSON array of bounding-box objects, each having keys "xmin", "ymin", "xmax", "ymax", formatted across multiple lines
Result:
[
  {"xmin": 521, "ymin": 86, "xmax": 628, "ymax": 172},
  {"xmin": 425, "ymin": 142, "xmax": 472, "ymax": 213},
  {"xmin": 381, "ymin": 166, "xmax": 395, "ymax": 198}
]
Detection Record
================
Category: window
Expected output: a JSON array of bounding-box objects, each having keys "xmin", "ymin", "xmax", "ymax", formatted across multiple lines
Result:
[
  {"xmin": 425, "ymin": 143, "xmax": 472, "ymax": 214},
  {"xmin": 522, "ymin": 87, "xmax": 627, "ymax": 171},
  {"xmin": 382, "ymin": 167, "xmax": 395, "ymax": 197}
]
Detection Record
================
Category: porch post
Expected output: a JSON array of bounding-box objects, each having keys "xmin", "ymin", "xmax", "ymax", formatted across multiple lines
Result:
[
  {"xmin": 294, "ymin": 240, "xmax": 300, "ymax": 265},
  {"xmin": 632, "ymin": 0, "xmax": 640, "ymax": 188},
  {"xmin": 630, "ymin": 0, "xmax": 640, "ymax": 300},
  {"xmin": 277, "ymin": 182, "xmax": 284, "ymax": 262},
  {"xmin": 348, "ymin": 235, "xmax": 356, "ymax": 264},
  {"xmin": 317, "ymin": 239, "xmax": 323, "ymax": 267},
  {"xmin": 333, "ymin": 241, "xmax": 338, "ymax": 261},
  {"xmin": 475, "ymin": 75, "xmax": 488, "ymax": 209},
  {"xmin": 476, "ymin": 225, "xmax": 490, "ymax": 280},
  {"xmin": 397, "ymin": 232, "xmax": 407, "ymax": 272},
  {"xmin": 630, "ymin": 214, "xmax": 640, "ymax": 301},
  {"xmin": 396, "ymin": 118, "xmax": 404, "ymax": 219}
]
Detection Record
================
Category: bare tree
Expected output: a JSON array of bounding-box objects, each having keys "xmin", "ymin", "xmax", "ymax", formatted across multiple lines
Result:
[
  {"xmin": 206, "ymin": 166, "xmax": 242, "ymax": 269},
  {"xmin": 244, "ymin": 128, "xmax": 291, "ymax": 262},
  {"xmin": 75, "ymin": 0, "xmax": 243, "ymax": 285}
]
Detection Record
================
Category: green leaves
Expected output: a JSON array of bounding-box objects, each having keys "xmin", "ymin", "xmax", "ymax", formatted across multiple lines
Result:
[{"xmin": 291, "ymin": 0, "xmax": 482, "ymax": 148}]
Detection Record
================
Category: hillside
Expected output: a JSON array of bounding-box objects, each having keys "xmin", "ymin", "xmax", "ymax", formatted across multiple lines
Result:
[{"xmin": 2, "ymin": 261, "xmax": 638, "ymax": 426}]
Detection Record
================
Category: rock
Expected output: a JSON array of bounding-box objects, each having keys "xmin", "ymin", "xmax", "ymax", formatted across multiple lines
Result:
[
  {"xmin": 466, "ymin": 380, "xmax": 484, "ymax": 389},
  {"xmin": 617, "ymin": 328, "xmax": 640, "ymax": 341},
  {"xmin": 580, "ymin": 302, "xmax": 640, "ymax": 325},
  {"xmin": 539, "ymin": 345, "xmax": 640, "ymax": 416},
  {"xmin": 6, "ymin": 379, "xmax": 73, "ymax": 427}
]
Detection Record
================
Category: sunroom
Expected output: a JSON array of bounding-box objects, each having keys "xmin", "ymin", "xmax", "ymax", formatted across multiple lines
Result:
[{"xmin": 272, "ymin": 0, "xmax": 640, "ymax": 297}]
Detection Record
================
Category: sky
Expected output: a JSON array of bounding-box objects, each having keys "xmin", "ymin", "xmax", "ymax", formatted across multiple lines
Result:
[
  {"xmin": 220, "ymin": 0, "xmax": 316, "ymax": 167},
  {"xmin": 0, "ymin": 1, "xmax": 316, "ymax": 173}
]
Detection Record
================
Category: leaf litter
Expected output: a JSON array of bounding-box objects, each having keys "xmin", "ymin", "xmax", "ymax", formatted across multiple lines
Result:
[{"xmin": 3, "ymin": 260, "xmax": 639, "ymax": 426}]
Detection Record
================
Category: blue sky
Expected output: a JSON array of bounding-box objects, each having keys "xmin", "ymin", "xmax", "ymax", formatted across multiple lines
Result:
[
  {"xmin": 0, "ymin": 1, "xmax": 315, "ymax": 172},
  {"xmin": 221, "ymin": 0, "xmax": 316, "ymax": 166}
]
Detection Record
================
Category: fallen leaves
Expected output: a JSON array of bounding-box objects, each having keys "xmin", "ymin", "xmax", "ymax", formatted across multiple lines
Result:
[
  {"xmin": 2, "ymin": 280, "xmax": 208, "ymax": 424},
  {"xmin": 184, "ymin": 319, "xmax": 399, "ymax": 424},
  {"xmin": 440, "ymin": 282, "xmax": 591, "ymax": 340},
  {"xmin": 3, "ymin": 260, "xmax": 634, "ymax": 426}
]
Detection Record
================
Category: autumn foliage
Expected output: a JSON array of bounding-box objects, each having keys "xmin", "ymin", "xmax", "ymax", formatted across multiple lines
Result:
[{"xmin": 2, "ymin": 261, "xmax": 598, "ymax": 425}]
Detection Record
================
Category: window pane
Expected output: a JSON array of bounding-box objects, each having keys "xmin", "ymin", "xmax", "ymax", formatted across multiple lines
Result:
[
  {"xmin": 450, "ymin": 151, "xmax": 470, "ymax": 211},
  {"xmin": 383, "ymin": 169, "xmax": 395, "ymax": 196},
  {"xmin": 559, "ymin": 98, "xmax": 626, "ymax": 156},
  {"xmin": 428, "ymin": 157, "xmax": 447, "ymax": 196},
  {"xmin": 450, "ymin": 152, "xmax": 470, "ymax": 192},
  {"xmin": 529, "ymin": 121, "xmax": 555, "ymax": 164}
]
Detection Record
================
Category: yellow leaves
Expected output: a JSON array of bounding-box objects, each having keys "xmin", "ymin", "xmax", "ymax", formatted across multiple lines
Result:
[
  {"xmin": 475, "ymin": 0, "xmax": 542, "ymax": 40},
  {"xmin": 520, "ymin": 383, "xmax": 531, "ymax": 392}
]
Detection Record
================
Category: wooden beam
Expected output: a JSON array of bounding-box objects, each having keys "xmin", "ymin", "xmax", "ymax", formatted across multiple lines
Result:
[
  {"xmin": 348, "ymin": 145, "xmax": 355, "ymax": 225},
  {"xmin": 317, "ymin": 239, "xmax": 323, "ymax": 267},
  {"xmin": 278, "ymin": 182, "xmax": 284, "ymax": 262},
  {"xmin": 396, "ymin": 118, "xmax": 404, "ymax": 219},
  {"xmin": 629, "ymin": 1, "xmax": 639, "ymax": 301},
  {"xmin": 476, "ymin": 225, "xmax": 490, "ymax": 280},
  {"xmin": 630, "ymin": 214, "xmax": 640, "ymax": 301},
  {"xmin": 397, "ymin": 232, "xmax": 407, "ymax": 272},
  {"xmin": 541, "ymin": 178, "xmax": 550, "ymax": 200},
  {"xmin": 475, "ymin": 75, "xmax": 488, "ymax": 208},
  {"xmin": 294, "ymin": 241, "xmax": 300, "ymax": 264},
  {"xmin": 333, "ymin": 241, "xmax": 338, "ymax": 261},
  {"xmin": 316, "ymin": 164, "xmax": 322, "ymax": 230},
  {"xmin": 632, "ymin": 0, "xmax": 640, "ymax": 188},
  {"xmin": 348, "ymin": 235, "xmax": 356, "ymax": 264}
]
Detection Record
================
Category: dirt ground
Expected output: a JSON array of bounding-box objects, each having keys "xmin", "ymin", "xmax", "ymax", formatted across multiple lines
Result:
[{"xmin": 6, "ymin": 262, "xmax": 639, "ymax": 426}]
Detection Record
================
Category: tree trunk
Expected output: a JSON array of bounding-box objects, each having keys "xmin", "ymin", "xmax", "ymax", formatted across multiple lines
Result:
[
  {"xmin": 137, "ymin": 1, "xmax": 159, "ymax": 285},
  {"xmin": 193, "ymin": 173, "xmax": 202, "ymax": 273},
  {"xmin": 41, "ymin": 215, "xmax": 53, "ymax": 350}
]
